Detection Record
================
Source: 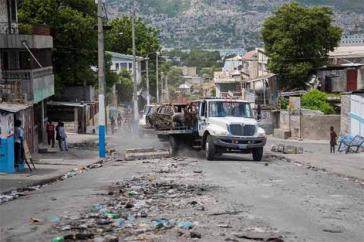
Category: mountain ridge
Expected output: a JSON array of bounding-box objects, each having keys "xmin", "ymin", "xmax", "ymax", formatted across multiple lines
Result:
[{"xmin": 106, "ymin": 0, "xmax": 364, "ymax": 49}]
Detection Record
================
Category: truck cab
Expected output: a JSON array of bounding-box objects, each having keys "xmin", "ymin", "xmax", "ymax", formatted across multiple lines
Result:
[{"xmin": 196, "ymin": 99, "xmax": 266, "ymax": 161}]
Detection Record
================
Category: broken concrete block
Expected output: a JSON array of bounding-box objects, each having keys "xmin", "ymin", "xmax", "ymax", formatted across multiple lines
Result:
[
  {"xmin": 277, "ymin": 144, "xmax": 285, "ymax": 152},
  {"xmin": 271, "ymin": 145, "xmax": 279, "ymax": 152},
  {"xmin": 283, "ymin": 145, "xmax": 298, "ymax": 154},
  {"xmin": 297, "ymin": 147, "xmax": 304, "ymax": 154}
]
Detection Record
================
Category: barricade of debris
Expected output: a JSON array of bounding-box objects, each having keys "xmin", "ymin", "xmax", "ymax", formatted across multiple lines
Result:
[
  {"xmin": 49, "ymin": 157, "xmax": 284, "ymax": 241},
  {"xmin": 50, "ymin": 176, "xmax": 215, "ymax": 241}
]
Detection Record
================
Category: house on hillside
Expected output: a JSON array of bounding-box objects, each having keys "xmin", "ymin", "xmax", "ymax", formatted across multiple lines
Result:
[
  {"xmin": 0, "ymin": 0, "xmax": 54, "ymax": 155},
  {"xmin": 214, "ymin": 48, "xmax": 277, "ymax": 105}
]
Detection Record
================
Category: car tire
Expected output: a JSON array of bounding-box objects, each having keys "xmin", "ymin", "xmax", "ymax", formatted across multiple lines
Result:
[
  {"xmin": 252, "ymin": 147, "xmax": 263, "ymax": 161},
  {"xmin": 205, "ymin": 135, "xmax": 215, "ymax": 161}
]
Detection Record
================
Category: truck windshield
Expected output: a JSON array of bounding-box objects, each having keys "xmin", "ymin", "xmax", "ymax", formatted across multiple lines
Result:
[{"xmin": 208, "ymin": 101, "xmax": 253, "ymax": 118}]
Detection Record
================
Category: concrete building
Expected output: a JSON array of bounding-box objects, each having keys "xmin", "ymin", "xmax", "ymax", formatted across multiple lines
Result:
[
  {"xmin": 340, "ymin": 34, "xmax": 364, "ymax": 47},
  {"xmin": 214, "ymin": 48, "xmax": 277, "ymax": 105},
  {"xmin": 341, "ymin": 91, "xmax": 364, "ymax": 137},
  {"xmin": 317, "ymin": 64, "xmax": 364, "ymax": 93},
  {"xmin": 329, "ymin": 46, "xmax": 364, "ymax": 65},
  {"xmin": 106, "ymin": 51, "xmax": 143, "ymax": 84},
  {"xmin": 0, "ymin": 0, "xmax": 54, "ymax": 155}
]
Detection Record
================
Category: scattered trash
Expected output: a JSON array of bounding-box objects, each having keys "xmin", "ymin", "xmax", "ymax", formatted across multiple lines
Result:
[
  {"xmin": 152, "ymin": 218, "xmax": 173, "ymax": 229},
  {"xmin": 30, "ymin": 217, "xmax": 42, "ymax": 224},
  {"xmin": 209, "ymin": 210, "xmax": 244, "ymax": 216},
  {"xmin": 49, "ymin": 215, "xmax": 61, "ymax": 225},
  {"xmin": 51, "ymin": 236, "xmax": 64, "ymax": 242},
  {"xmin": 190, "ymin": 231, "xmax": 202, "ymax": 238},
  {"xmin": 233, "ymin": 231, "xmax": 283, "ymax": 241},
  {"xmin": 177, "ymin": 221, "xmax": 193, "ymax": 229}
]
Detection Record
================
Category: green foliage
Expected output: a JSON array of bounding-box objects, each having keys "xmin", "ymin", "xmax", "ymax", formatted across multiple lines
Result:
[
  {"xmin": 261, "ymin": 3, "xmax": 342, "ymax": 89},
  {"xmin": 301, "ymin": 89, "xmax": 334, "ymax": 114},
  {"xmin": 163, "ymin": 49, "xmax": 221, "ymax": 73},
  {"xmin": 116, "ymin": 69, "xmax": 133, "ymax": 103},
  {"xmin": 18, "ymin": 0, "xmax": 97, "ymax": 95},
  {"xmin": 105, "ymin": 17, "xmax": 160, "ymax": 100},
  {"xmin": 105, "ymin": 17, "xmax": 160, "ymax": 57},
  {"xmin": 278, "ymin": 96, "xmax": 289, "ymax": 110}
]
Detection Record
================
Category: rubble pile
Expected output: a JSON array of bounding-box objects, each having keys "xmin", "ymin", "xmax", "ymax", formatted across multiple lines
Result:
[
  {"xmin": 271, "ymin": 144, "xmax": 303, "ymax": 154},
  {"xmin": 51, "ymin": 175, "xmax": 214, "ymax": 241}
]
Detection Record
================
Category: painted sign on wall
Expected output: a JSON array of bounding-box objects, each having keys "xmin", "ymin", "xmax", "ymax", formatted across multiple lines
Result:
[{"xmin": 0, "ymin": 112, "xmax": 14, "ymax": 138}]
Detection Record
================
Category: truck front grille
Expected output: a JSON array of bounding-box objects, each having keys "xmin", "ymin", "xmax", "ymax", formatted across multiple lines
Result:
[{"xmin": 229, "ymin": 124, "xmax": 256, "ymax": 136}]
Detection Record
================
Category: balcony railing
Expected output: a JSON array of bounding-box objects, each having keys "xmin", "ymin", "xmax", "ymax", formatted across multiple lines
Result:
[
  {"xmin": 0, "ymin": 22, "xmax": 18, "ymax": 34},
  {"xmin": 3, "ymin": 67, "xmax": 53, "ymax": 80},
  {"xmin": 1, "ymin": 67, "xmax": 54, "ymax": 102}
]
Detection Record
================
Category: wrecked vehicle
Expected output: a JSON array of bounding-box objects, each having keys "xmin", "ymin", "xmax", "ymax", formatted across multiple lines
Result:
[
  {"xmin": 149, "ymin": 104, "xmax": 187, "ymax": 130},
  {"xmin": 154, "ymin": 99, "xmax": 266, "ymax": 161}
]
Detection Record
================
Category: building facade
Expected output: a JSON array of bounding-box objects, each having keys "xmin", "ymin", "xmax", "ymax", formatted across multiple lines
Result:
[
  {"xmin": 0, "ymin": 0, "xmax": 54, "ymax": 154},
  {"xmin": 214, "ymin": 48, "xmax": 277, "ymax": 105}
]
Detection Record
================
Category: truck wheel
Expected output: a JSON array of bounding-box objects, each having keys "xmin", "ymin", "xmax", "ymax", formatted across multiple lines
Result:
[
  {"xmin": 205, "ymin": 135, "xmax": 215, "ymax": 161},
  {"xmin": 169, "ymin": 136, "xmax": 179, "ymax": 156},
  {"xmin": 252, "ymin": 147, "xmax": 263, "ymax": 161}
]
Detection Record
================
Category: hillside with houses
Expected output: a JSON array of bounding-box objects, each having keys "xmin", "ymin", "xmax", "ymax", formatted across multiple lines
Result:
[{"xmin": 106, "ymin": 0, "xmax": 364, "ymax": 49}]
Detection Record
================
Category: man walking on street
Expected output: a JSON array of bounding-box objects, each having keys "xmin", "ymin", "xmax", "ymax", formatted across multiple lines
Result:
[
  {"xmin": 46, "ymin": 120, "xmax": 55, "ymax": 148},
  {"xmin": 57, "ymin": 122, "xmax": 68, "ymax": 151}
]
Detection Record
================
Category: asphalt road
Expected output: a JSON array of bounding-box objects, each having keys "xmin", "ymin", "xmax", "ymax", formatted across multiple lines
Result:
[{"xmin": 0, "ymin": 138, "xmax": 363, "ymax": 242}]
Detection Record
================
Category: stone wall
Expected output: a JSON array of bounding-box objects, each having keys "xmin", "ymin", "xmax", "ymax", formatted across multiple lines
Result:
[{"xmin": 278, "ymin": 110, "xmax": 340, "ymax": 140}]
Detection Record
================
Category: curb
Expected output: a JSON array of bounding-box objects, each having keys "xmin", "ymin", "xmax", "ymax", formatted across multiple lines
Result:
[
  {"xmin": 0, "ymin": 158, "xmax": 105, "ymax": 198},
  {"xmin": 264, "ymin": 151, "xmax": 364, "ymax": 185}
]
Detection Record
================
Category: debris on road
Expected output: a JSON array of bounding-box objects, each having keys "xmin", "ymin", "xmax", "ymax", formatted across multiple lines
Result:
[
  {"xmin": 271, "ymin": 144, "xmax": 303, "ymax": 154},
  {"xmin": 124, "ymin": 148, "xmax": 170, "ymax": 161}
]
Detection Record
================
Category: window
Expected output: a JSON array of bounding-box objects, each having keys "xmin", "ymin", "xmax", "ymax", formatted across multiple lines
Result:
[
  {"xmin": 115, "ymin": 63, "xmax": 119, "ymax": 70},
  {"xmin": 208, "ymin": 101, "xmax": 253, "ymax": 118},
  {"xmin": 120, "ymin": 62, "xmax": 127, "ymax": 69},
  {"xmin": 128, "ymin": 63, "xmax": 133, "ymax": 70}
]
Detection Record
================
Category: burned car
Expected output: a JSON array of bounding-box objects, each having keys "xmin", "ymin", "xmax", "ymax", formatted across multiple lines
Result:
[{"xmin": 149, "ymin": 104, "xmax": 187, "ymax": 130}]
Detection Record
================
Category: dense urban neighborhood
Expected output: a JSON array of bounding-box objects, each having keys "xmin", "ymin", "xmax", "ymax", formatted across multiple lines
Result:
[{"xmin": 0, "ymin": 0, "xmax": 364, "ymax": 242}]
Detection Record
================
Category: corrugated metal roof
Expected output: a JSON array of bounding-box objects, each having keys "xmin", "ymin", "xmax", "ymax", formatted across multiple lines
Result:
[
  {"xmin": 106, "ymin": 51, "xmax": 144, "ymax": 61},
  {"xmin": 47, "ymin": 101, "xmax": 87, "ymax": 107},
  {"xmin": 0, "ymin": 103, "xmax": 32, "ymax": 113}
]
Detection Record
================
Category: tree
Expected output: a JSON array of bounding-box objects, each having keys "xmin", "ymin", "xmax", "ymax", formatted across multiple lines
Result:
[
  {"xmin": 18, "ymin": 0, "xmax": 98, "ymax": 95},
  {"xmin": 105, "ymin": 17, "xmax": 160, "ymax": 57},
  {"xmin": 105, "ymin": 17, "xmax": 160, "ymax": 102},
  {"xmin": 261, "ymin": 3, "xmax": 342, "ymax": 89},
  {"xmin": 116, "ymin": 69, "xmax": 133, "ymax": 103}
]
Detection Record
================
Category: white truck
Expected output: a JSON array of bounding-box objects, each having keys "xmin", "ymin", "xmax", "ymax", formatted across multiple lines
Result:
[{"xmin": 155, "ymin": 98, "xmax": 266, "ymax": 161}]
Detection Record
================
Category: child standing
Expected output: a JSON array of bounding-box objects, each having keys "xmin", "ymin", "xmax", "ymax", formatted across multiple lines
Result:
[{"xmin": 330, "ymin": 126, "xmax": 337, "ymax": 153}]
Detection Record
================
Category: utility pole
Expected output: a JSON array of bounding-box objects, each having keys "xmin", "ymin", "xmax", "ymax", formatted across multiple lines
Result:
[
  {"xmin": 131, "ymin": 7, "xmax": 139, "ymax": 134},
  {"xmin": 156, "ymin": 52, "xmax": 159, "ymax": 103},
  {"xmin": 145, "ymin": 57, "xmax": 150, "ymax": 105},
  {"xmin": 97, "ymin": 0, "xmax": 106, "ymax": 158},
  {"xmin": 165, "ymin": 73, "xmax": 169, "ymax": 103},
  {"xmin": 161, "ymin": 72, "xmax": 164, "ymax": 103}
]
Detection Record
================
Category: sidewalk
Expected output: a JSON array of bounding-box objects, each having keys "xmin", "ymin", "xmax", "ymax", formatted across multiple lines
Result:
[
  {"xmin": 0, "ymin": 133, "xmax": 99, "ymax": 193},
  {"xmin": 265, "ymin": 136, "xmax": 364, "ymax": 181}
]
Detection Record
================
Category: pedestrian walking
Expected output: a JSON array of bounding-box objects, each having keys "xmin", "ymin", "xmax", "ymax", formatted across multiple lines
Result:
[
  {"xmin": 58, "ymin": 122, "xmax": 68, "ymax": 151},
  {"xmin": 110, "ymin": 116, "xmax": 116, "ymax": 134},
  {"xmin": 330, "ymin": 126, "xmax": 337, "ymax": 153},
  {"xmin": 46, "ymin": 120, "xmax": 55, "ymax": 147},
  {"xmin": 117, "ymin": 113, "xmax": 122, "ymax": 128},
  {"xmin": 14, "ymin": 119, "xmax": 25, "ymax": 168}
]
